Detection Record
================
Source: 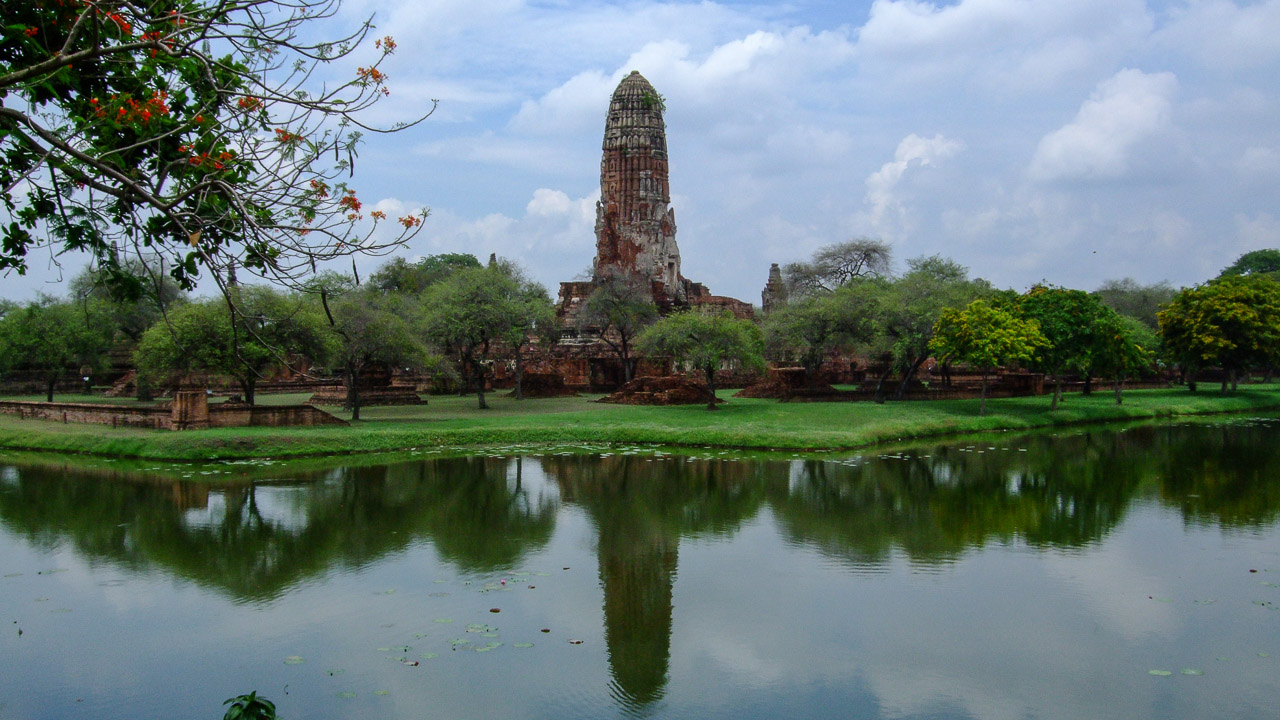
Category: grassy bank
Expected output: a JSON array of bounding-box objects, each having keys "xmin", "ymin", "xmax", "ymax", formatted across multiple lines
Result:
[{"xmin": 1, "ymin": 385, "xmax": 1279, "ymax": 462}]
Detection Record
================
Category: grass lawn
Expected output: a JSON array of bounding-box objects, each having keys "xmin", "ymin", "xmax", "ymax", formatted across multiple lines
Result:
[{"xmin": 1, "ymin": 384, "xmax": 1279, "ymax": 462}]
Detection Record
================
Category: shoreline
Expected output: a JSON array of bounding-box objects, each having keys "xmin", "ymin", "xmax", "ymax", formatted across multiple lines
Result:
[{"xmin": 1, "ymin": 386, "xmax": 1278, "ymax": 464}]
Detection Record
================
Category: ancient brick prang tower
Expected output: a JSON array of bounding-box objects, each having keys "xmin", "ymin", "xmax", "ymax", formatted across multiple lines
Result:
[{"xmin": 593, "ymin": 71, "xmax": 685, "ymax": 303}]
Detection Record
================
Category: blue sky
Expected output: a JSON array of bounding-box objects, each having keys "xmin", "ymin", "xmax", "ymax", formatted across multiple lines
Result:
[{"xmin": 7, "ymin": 0, "xmax": 1280, "ymax": 303}]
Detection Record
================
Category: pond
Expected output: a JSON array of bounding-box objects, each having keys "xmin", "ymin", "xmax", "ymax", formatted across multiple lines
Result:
[{"xmin": 1, "ymin": 416, "xmax": 1278, "ymax": 720}]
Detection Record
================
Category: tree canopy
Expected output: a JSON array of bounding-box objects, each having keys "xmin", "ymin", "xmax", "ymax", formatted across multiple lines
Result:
[
  {"xmin": 0, "ymin": 297, "xmax": 112, "ymax": 400},
  {"xmin": 577, "ymin": 275, "xmax": 658, "ymax": 383},
  {"xmin": 782, "ymin": 238, "xmax": 891, "ymax": 296},
  {"xmin": 929, "ymin": 299, "xmax": 1047, "ymax": 415},
  {"xmin": 1158, "ymin": 274, "xmax": 1280, "ymax": 393},
  {"xmin": 637, "ymin": 309, "xmax": 764, "ymax": 410},
  {"xmin": 1017, "ymin": 284, "xmax": 1111, "ymax": 409},
  {"xmin": 2, "ymin": 0, "xmax": 431, "ymax": 301},
  {"xmin": 1220, "ymin": 249, "xmax": 1280, "ymax": 279}
]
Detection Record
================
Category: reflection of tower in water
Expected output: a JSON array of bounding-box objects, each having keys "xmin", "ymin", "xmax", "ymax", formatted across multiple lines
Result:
[{"xmin": 545, "ymin": 454, "xmax": 761, "ymax": 714}]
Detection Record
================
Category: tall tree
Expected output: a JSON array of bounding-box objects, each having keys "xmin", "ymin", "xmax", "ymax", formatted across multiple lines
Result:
[
  {"xmin": 783, "ymin": 238, "xmax": 892, "ymax": 296},
  {"xmin": 69, "ymin": 257, "xmax": 187, "ymax": 343},
  {"xmin": 1158, "ymin": 275, "xmax": 1280, "ymax": 394},
  {"xmin": 1090, "ymin": 312, "xmax": 1156, "ymax": 405},
  {"xmin": 637, "ymin": 310, "xmax": 764, "ymax": 410},
  {"xmin": 1093, "ymin": 278, "xmax": 1176, "ymax": 330},
  {"xmin": 133, "ymin": 289, "xmax": 329, "ymax": 404},
  {"xmin": 1220, "ymin": 249, "xmax": 1280, "ymax": 279},
  {"xmin": 1017, "ymin": 285, "xmax": 1111, "ymax": 410},
  {"xmin": 0, "ymin": 297, "xmax": 112, "ymax": 401},
  {"xmin": 929, "ymin": 300, "xmax": 1047, "ymax": 416},
  {"xmin": 576, "ymin": 275, "xmax": 658, "ymax": 384},
  {"xmin": 367, "ymin": 253, "xmax": 481, "ymax": 295},
  {"xmin": 493, "ymin": 259, "xmax": 557, "ymax": 401},
  {"xmin": 422, "ymin": 265, "xmax": 524, "ymax": 410},
  {"xmin": 762, "ymin": 286, "xmax": 876, "ymax": 392},
  {"xmin": 1, "ymin": 0, "xmax": 430, "ymax": 301},
  {"xmin": 871, "ymin": 255, "xmax": 992, "ymax": 401},
  {"xmin": 321, "ymin": 285, "xmax": 428, "ymax": 420}
]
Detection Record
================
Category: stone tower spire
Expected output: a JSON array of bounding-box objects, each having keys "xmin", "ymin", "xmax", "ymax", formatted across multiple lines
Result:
[{"xmin": 593, "ymin": 71, "xmax": 684, "ymax": 302}]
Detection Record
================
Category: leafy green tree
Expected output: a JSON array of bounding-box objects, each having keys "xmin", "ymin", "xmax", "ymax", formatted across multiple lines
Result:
[
  {"xmin": 577, "ymin": 276, "xmax": 660, "ymax": 384},
  {"xmin": 1090, "ymin": 312, "xmax": 1156, "ymax": 405},
  {"xmin": 494, "ymin": 259, "xmax": 557, "ymax": 400},
  {"xmin": 1093, "ymin": 278, "xmax": 1176, "ymax": 330},
  {"xmin": 422, "ymin": 266, "xmax": 526, "ymax": 409},
  {"xmin": 1, "ymin": 0, "xmax": 430, "ymax": 299},
  {"xmin": 1018, "ymin": 285, "xmax": 1110, "ymax": 410},
  {"xmin": 69, "ymin": 258, "xmax": 187, "ymax": 343},
  {"xmin": 320, "ymin": 284, "xmax": 429, "ymax": 420},
  {"xmin": 637, "ymin": 310, "xmax": 764, "ymax": 410},
  {"xmin": 133, "ymin": 288, "xmax": 329, "ymax": 404},
  {"xmin": 1158, "ymin": 275, "xmax": 1280, "ymax": 394},
  {"xmin": 0, "ymin": 297, "xmax": 112, "ymax": 401},
  {"xmin": 928, "ymin": 300, "xmax": 1047, "ymax": 416},
  {"xmin": 366, "ymin": 254, "xmax": 481, "ymax": 295},
  {"xmin": 763, "ymin": 287, "xmax": 875, "ymax": 392},
  {"xmin": 1220, "ymin": 249, "xmax": 1280, "ymax": 279},
  {"xmin": 871, "ymin": 255, "xmax": 991, "ymax": 400},
  {"xmin": 782, "ymin": 238, "xmax": 892, "ymax": 296}
]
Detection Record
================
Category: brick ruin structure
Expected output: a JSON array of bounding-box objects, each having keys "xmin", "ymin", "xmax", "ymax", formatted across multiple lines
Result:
[{"xmin": 543, "ymin": 72, "xmax": 754, "ymax": 390}]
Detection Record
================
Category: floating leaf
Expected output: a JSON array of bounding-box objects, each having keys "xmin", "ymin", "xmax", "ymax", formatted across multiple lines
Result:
[
  {"xmin": 428, "ymin": 592, "xmax": 449, "ymax": 598},
  {"xmin": 1180, "ymin": 669, "xmax": 1204, "ymax": 676},
  {"xmin": 3, "ymin": 573, "xmax": 22, "ymax": 578},
  {"xmin": 283, "ymin": 656, "xmax": 305, "ymax": 665},
  {"xmin": 1260, "ymin": 652, "xmax": 1271, "ymax": 658},
  {"xmin": 434, "ymin": 618, "xmax": 455, "ymax": 624},
  {"xmin": 534, "ymin": 572, "xmax": 552, "ymax": 577},
  {"xmin": 375, "ymin": 689, "xmax": 392, "ymax": 695},
  {"xmin": 337, "ymin": 691, "xmax": 357, "ymax": 699},
  {"xmin": 514, "ymin": 643, "xmax": 534, "ymax": 648},
  {"xmin": 50, "ymin": 608, "xmax": 72, "ymax": 614},
  {"xmin": 1148, "ymin": 670, "xmax": 1172, "ymax": 676},
  {"xmin": 482, "ymin": 632, "xmax": 499, "ymax": 638},
  {"xmin": 419, "ymin": 652, "xmax": 439, "ymax": 659},
  {"xmin": 489, "ymin": 608, "xmax": 501, "ymax": 613}
]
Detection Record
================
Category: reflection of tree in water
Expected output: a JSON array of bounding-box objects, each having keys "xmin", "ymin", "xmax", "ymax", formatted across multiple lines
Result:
[
  {"xmin": 1152, "ymin": 419, "xmax": 1280, "ymax": 528},
  {"xmin": 768, "ymin": 428, "xmax": 1159, "ymax": 568},
  {"xmin": 544, "ymin": 454, "xmax": 761, "ymax": 715},
  {"xmin": 0, "ymin": 456, "xmax": 555, "ymax": 601}
]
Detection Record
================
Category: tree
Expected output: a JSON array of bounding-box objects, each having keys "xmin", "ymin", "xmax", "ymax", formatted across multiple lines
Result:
[
  {"xmin": 762, "ymin": 286, "xmax": 875, "ymax": 392},
  {"xmin": 928, "ymin": 300, "xmax": 1047, "ymax": 416},
  {"xmin": 871, "ymin": 255, "xmax": 991, "ymax": 401},
  {"xmin": 0, "ymin": 297, "xmax": 112, "ymax": 401},
  {"xmin": 69, "ymin": 257, "xmax": 186, "ymax": 343},
  {"xmin": 1220, "ymin": 249, "xmax": 1280, "ymax": 279},
  {"xmin": 1090, "ymin": 313, "xmax": 1156, "ymax": 405},
  {"xmin": 421, "ymin": 266, "xmax": 525, "ymax": 410},
  {"xmin": 576, "ymin": 275, "xmax": 658, "ymax": 383},
  {"xmin": 493, "ymin": 259, "xmax": 557, "ymax": 401},
  {"xmin": 367, "ymin": 253, "xmax": 481, "ymax": 295},
  {"xmin": 1093, "ymin": 278, "xmax": 1176, "ymax": 330},
  {"xmin": 1018, "ymin": 285, "xmax": 1111, "ymax": 410},
  {"xmin": 1158, "ymin": 275, "xmax": 1280, "ymax": 394},
  {"xmin": 637, "ymin": 310, "xmax": 764, "ymax": 410},
  {"xmin": 782, "ymin": 238, "xmax": 892, "ymax": 296},
  {"xmin": 320, "ymin": 283, "xmax": 428, "ymax": 420},
  {"xmin": 1, "ymin": 0, "xmax": 431, "ymax": 301},
  {"xmin": 133, "ymin": 287, "xmax": 329, "ymax": 404}
]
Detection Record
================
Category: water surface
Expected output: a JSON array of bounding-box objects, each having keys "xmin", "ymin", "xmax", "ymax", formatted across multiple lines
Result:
[{"xmin": 2, "ymin": 417, "xmax": 1278, "ymax": 719}]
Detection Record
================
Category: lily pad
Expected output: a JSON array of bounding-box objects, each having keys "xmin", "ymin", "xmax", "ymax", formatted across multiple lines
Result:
[
  {"xmin": 513, "ymin": 643, "xmax": 534, "ymax": 648},
  {"xmin": 375, "ymin": 690, "xmax": 391, "ymax": 695},
  {"xmin": 1148, "ymin": 670, "xmax": 1172, "ymax": 676},
  {"xmin": 337, "ymin": 691, "xmax": 357, "ymax": 699},
  {"xmin": 419, "ymin": 652, "xmax": 439, "ymax": 659},
  {"xmin": 1260, "ymin": 652, "xmax": 1271, "ymax": 658},
  {"xmin": 283, "ymin": 656, "xmax": 305, "ymax": 665},
  {"xmin": 1180, "ymin": 669, "xmax": 1204, "ymax": 676}
]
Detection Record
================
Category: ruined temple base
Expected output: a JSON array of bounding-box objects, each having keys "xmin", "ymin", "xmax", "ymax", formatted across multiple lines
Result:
[
  {"xmin": 735, "ymin": 367, "xmax": 838, "ymax": 400},
  {"xmin": 505, "ymin": 372, "xmax": 578, "ymax": 398},
  {"xmin": 597, "ymin": 375, "xmax": 723, "ymax": 406},
  {"xmin": 306, "ymin": 386, "xmax": 425, "ymax": 406}
]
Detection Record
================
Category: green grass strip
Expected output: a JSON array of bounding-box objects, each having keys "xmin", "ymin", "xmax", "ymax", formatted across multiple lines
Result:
[{"xmin": 1, "ymin": 385, "xmax": 1279, "ymax": 462}]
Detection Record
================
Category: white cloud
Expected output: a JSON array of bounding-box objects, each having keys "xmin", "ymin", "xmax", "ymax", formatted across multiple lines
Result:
[
  {"xmin": 1157, "ymin": 0, "xmax": 1280, "ymax": 70},
  {"xmin": 1028, "ymin": 69, "xmax": 1179, "ymax": 182},
  {"xmin": 865, "ymin": 133, "xmax": 965, "ymax": 234}
]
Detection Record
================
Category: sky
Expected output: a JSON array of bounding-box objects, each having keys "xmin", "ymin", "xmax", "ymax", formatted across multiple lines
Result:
[{"xmin": 6, "ymin": 0, "xmax": 1280, "ymax": 303}]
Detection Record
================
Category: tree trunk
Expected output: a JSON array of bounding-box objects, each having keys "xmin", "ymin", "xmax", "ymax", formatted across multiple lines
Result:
[
  {"xmin": 1114, "ymin": 375, "xmax": 1124, "ymax": 405},
  {"xmin": 941, "ymin": 363, "xmax": 953, "ymax": 388},
  {"xmin": 705, "ymin": 366, "xmax": 718, "ymax": 410},
  {"xmin": 893, "ymin": 356, "xmax": 927, "ymax": 401},
  {"xmin": 513, "ymin": 351, "xmax": 524, "ymax": 401},
  {"xmin": 1265, "ymin": 366, "xmax": 1275, "ymax": 383},
  {"xmin": 620, "ymin": 340, "xmax": 634, "ymax": 383},
  {"xmin": 136, "ymin": 376, "xmax": 154, "ymax": 402},
  {"xmin": 240, "ymin": 378, "xmax": 256, "ymax": 406},
  {"xmin": 473, "ymin": 358, "xmax": 488, "ymax": 409},
  {"xmin": 873, "ymin": 365, "xmax": 893, "ymax": 404},
  {"xmin": 46, "ymin": 378, "xmax": 55, "ymax": 403},
  {"xmin": 1231, "ymin": 368, "xmax": 1238, "ymax": 392},
  {"xmin": 980, "ymin": 372, "xmax": 988, "ymax": 416},
  {"xmin": 1221, "ymin": 371, "xmax": 1230, "ymax": 395},
  {"xmin": 1082, "ymin": 373, "xmax": 1093, "ymax": 396},
  {"xmin": 1051, "ymin": 375, "xmax": 1061, "ymax": 411}
]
